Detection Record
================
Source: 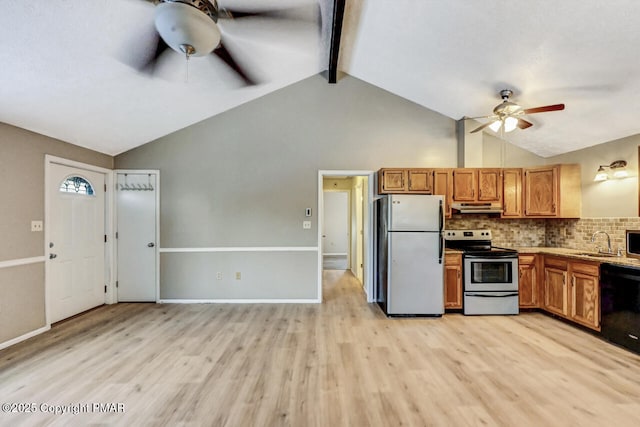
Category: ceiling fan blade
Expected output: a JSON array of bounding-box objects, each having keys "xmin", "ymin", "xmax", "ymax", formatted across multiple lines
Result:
[
  {"xmin": 219, "ymin": 4, "xmax": 319, "ymax": 22},
  {"xmin": 213, "ymin": 42, "xmax": 256, "ymax": 86},
  {"xmin": 470, "ymin": 121, "xmax": 497, "ymax": 134},
  {"xmin": 517, "ymin": 118, "xmax": 533, "ymax": 130},
  {"xmin": 139, "ymin": 36, "xmax": 170, "ymax": 74},
  {"xmin": 522, "ymin": 104, "xmax": 565, "ymax": 115}
]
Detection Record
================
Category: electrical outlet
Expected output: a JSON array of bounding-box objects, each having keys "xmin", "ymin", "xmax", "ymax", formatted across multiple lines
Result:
[
  {"xmin": 31, "ymin": 221, "xmax": 43, "ymax": 232},
  {"xmin": 216, "ymin": 272, "xmax": 222, "ymax": 280},
  {"xmin": 235, "ymin": 272, "xmax": 241, "ymax": 280},
  {"xmin": 303, "ymin": 221, "xmax": 311, "ymax": 229}
]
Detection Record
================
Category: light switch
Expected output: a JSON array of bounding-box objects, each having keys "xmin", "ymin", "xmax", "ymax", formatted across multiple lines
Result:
[
  {"xmin": 303, "ymin": 221, "xmax": 311, "ymax": 229},
  {"xmin": 305, "ymin": 208, "xmax": 312, "ymax": 217}
]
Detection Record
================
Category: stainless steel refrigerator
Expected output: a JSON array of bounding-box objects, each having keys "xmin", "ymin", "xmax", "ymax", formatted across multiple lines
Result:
[{"xmin": 376, "ymin": 194, "xmax": 444, "ymax": 316}]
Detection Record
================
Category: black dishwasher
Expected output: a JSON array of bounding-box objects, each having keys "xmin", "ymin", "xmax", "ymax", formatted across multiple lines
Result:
[{"xmin": 600, "ymin": 263, "xmax": 640, "ymax": 354}]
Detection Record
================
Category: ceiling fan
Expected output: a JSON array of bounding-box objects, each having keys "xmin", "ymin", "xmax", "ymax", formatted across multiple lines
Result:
[
  {"xmin": 469, "ymin": 89, "xmax": 565, "ymax": 134},
  {"xmin": 128, "ymin": 0, "xmax": 318, "ymax": 85}
]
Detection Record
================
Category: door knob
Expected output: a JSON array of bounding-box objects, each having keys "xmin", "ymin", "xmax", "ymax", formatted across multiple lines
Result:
[
  {"xmin": 147, "ymin": 243, "xmax": 155, "ymax": 248},
  {"xmin": 49, "ymin": 253, "xmax": 57, "ymax": 259}
]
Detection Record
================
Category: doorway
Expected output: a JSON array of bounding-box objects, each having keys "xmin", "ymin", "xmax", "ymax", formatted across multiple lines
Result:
[
  {"xmin": 45, "ymin": 157, "xmax": 111, "ymax": 324},
  {"xmin": 318, "ymin": 171, "xmax": 375, "ymax": 303},
  {"xmin": 115, "ymin": 171, "xmax": 159, "ymax": 302}
]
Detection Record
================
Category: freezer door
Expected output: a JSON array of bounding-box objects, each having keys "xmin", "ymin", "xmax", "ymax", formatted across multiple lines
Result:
[
  {"xmin": 388, "ymin": 231, "xmax": 444, "ymax": 315},
  {"xmin": 388, "ymin": 195, "xmax": 443, "ymax": 232}
]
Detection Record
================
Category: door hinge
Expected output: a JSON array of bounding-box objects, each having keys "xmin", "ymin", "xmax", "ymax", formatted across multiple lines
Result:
[
  {"xmin": 116, "ymin": 281, "xmax": 119, "ymax": 288},
  {"xmin": 104, "ymin": 285, "xmax": 107, "ymax": 293},
  {"xmin": 104, "ymin": 235, "xmax": 107, "ymax": 243},
  {"xmin": 115, "ymin": 231, "xmax": 118, "ymax": 239},
  {"xmin": 104, "ymin": 184, "xmax": 107, "ymax": 192}
]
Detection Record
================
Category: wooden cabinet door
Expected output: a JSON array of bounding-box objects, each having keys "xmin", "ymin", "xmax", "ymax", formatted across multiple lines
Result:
[
  {"xmin": 478, "ymin": 169, "xmax": 502, "ymax": 201},
  {"xmin": 452, "ymin": 169, "xmax": 476, "ymax": 201},
  {"xmin": 379, "ymin": 169, "xmax": 406, "ymax": 193},
  {"xmin": 407, "ymin": 169, "xmax": 433, "ymax": 193},
  {"xmin": 518, "ymin": 255, "xmax": 538, "ymax": 308},
  {"xmin": 544, "ymin": 266, "xmax": 567, "ymax": 316},
  {"xmin": 433, "ymin": 169, "xmax": 452, "ymax": 218},
  {"xmin": 502, "ymin": 168, "xmax": 522, "ymax": 218},
  {"xmin": 444, "ymin": 253, "xmax": 462, "ymax": 309},
  {"xmin": 569, "ymin": 262, "xmax": 600, "ymax": 330},
  {"xmin": 524, "ymin": 167, "xmax": 558, "ymax": 216}
]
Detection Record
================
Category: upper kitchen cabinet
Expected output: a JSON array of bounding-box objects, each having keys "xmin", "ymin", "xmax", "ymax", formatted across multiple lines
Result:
[
  {"xmin": 433, "ymin": 169, "xmax": 453, "ymax": 218},
  {"xmin": 523, "ymin": 164, "xmax": 581, "ymax": 218},
  {"xmin": 378, "ymin": 168, "xmax": 434, "ymax": 194},
  {"xmin": 502, "ymin": 168, "xmax": 523, "ymax": 218},
  {"xmin": 452, "ymin": 169, "xmax": 502, "ymax": 202}
]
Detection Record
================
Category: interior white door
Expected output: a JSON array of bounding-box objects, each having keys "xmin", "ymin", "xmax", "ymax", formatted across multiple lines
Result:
[
  {"xmin": 323, "ymin": 191, "xmax": 349, "ymax": 255},
  {"xmin": 49, "ymin": 164, "xmax": 106, "ymax": 323},
  {"xmin": 116, "ymin": 173, "xmax": 157, "ymax": 302}
]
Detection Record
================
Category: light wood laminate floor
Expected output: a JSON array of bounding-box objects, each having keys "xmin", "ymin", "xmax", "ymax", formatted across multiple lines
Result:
[{"xmin": 1, "ymin": 270, "xmax": 640, "ymax": 426}]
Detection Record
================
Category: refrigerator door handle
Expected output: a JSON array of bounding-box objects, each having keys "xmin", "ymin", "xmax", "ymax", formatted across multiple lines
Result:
[
  {"xmin": 465, "ymin": 293, "xmax": 519, "ymax": 298},
  {"xmin": 438, "ymin": 234, "xmax": 443, "ymax": 264},
  {"xmin": 438, "ymin": 200, "xmax": 443, "ymax": 232}
]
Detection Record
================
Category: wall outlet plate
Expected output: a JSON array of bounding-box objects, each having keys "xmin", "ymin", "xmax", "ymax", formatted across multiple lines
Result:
[
  {"xmin": 303, "ymin": 221, "xmax": 311, "ymax": 229},
  {"xmin": 216, "ymin": 272, "xmax": 222, "ymax": 280},
  {"xmin": 31, "ymin": 220, "xmax": 43, "ymax": 232}
]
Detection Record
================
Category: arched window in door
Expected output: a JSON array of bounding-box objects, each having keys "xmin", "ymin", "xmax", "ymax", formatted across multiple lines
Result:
[{"xmin": 59, "ymin": 176, "xmax": 95, "ymax": 195}]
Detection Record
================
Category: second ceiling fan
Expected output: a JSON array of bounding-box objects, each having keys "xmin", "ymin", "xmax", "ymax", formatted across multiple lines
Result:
[{"xmin": 469, "ymin": 89, "xmax": 565, "ymax": 134}]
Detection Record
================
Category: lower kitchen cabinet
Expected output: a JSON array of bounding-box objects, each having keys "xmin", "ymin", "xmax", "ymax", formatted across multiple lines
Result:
[
  {"xmin": 541, "ymin": 255, "xmax": 600, "ymax": 331},
  {"xmin": 544, "ymin": 257, "xmax": 568, "ymax": 317},
  {"xmin": 569, "ymin": 261, "xmax": 600, "ymax": 330},
  {"xmin": 444, "ymin": 253, "xmax": 462, "ymax": 309},
  {"xmin": 518, "ymin": 254, "xmax": 539, "ymax": 308}
]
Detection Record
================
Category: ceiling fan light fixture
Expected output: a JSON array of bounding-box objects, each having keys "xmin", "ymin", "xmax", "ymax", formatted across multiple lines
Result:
[
  {"xmin": 155, "ymin": 2, "xmax": 221, "ymax": 58},
  {"xmin": 488, "ymin": 120, "xmax": 502, "ymax": 132},
  {"xmin": 503, "ymin": 116, "xmax": 518, "ymax": 132}
]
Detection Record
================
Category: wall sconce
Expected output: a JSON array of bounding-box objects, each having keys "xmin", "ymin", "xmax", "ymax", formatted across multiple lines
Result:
[{"xmin": 594, "ymin": 160, "xmax": 628, "ymax": 181}]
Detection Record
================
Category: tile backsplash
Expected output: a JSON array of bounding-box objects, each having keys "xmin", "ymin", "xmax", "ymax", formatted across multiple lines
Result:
[{"xmin": 446, "ymin": 215, "xmax": 640, "ymax": 252}]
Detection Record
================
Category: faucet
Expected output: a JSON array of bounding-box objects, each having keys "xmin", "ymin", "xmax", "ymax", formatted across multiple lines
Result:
[{"xmin": 591, "ymin": 231, "xmax": 612, "ymax": 254}]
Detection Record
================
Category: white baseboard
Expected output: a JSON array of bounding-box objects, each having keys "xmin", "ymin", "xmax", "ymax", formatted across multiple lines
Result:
[
  {"xmin": 158, "ymin": 298, "xmax": 321, "ymax": 304},
  {"xmin": 0, "ymin": 325, "xmax": 51, "ymax": 351}
]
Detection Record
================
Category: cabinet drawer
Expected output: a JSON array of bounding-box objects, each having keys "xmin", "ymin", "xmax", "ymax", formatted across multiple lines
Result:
[
  {"xmin": 544, "ymin": 256, "xmax": 568, "ymax": 270},
  {"xmin": 571, "ymin": 261, "xmax": 599, "ymax": 277},
  {"xmin": 518, "ymin": 254, "xmax": 536, "ymax": 265}
]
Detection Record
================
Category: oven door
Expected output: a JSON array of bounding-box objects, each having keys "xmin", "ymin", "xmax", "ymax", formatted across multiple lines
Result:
[{"xmin": 464, "ymin": 255, "xmax": 519, "ymax": 292}]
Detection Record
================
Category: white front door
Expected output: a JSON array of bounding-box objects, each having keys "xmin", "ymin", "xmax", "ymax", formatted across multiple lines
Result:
[
  {"xmin": 48, "ymin": 164, "xmax": 106, "ymax": 323},
  {"xmin": 116, "ymin": 172, "xmax": 158, "ymax": 302}
]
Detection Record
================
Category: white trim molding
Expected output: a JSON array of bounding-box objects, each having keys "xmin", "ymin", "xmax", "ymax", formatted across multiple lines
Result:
[
  {"xmin": 160, "ymin": 247, "xmax": 318, "ymax": 253},
  {"xmin": 0, "ymin": 256, "xmax": 46, "ymax": 270},
  {"xmin": 159, "ymin": 299, "xmax": 321, "ymax": 304},
  {"xmin": 0, "ymin": 326, "xmax": 51, "ymax": 351}
]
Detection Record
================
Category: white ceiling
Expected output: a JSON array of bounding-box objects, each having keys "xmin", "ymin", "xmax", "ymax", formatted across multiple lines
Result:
[{"xmin": 2, "ymin": 1, "xmax": 640, "ymax": 157}]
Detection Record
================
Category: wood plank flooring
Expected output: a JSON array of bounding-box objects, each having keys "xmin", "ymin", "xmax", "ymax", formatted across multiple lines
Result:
[{"xmin": 1, "ymin": 271, "xmax": 640, "ymax": 426}]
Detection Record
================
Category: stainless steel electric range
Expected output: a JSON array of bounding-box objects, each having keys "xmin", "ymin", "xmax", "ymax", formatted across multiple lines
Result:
[{"xmin": 444, "ymin": 229, "xmax": 519, "ymax": 315}]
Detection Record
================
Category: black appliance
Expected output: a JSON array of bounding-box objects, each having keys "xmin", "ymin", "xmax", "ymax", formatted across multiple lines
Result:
[
  {"xmin": 601, "ymin": 263, "xmax": 640, "ymax": 354},
  {"xmin": 444, "ymin": 229, "xmax": 519, "ymax": 315}
]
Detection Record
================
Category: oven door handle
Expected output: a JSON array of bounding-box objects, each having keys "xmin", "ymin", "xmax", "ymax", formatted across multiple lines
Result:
[
  {"xmin": 464, "ymin": 254, "xmax": 518, "ymax": 259},
  {"xmin": 465, "ymin": 293, "xmax": 519, "ymax": 298}
]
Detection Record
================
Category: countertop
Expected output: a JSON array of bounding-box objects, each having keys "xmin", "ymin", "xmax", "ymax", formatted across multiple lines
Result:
[{"xmin": 516, "ymin": 247, "xmax": 640, "ymax": 267}]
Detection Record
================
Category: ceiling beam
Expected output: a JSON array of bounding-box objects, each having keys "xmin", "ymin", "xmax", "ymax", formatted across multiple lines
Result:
[{"xmin": 328, "ymin": 0, "xmax": 346, "ymax": 84}]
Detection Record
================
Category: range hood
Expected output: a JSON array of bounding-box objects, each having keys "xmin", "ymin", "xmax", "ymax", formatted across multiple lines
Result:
[{"xmin": 451, "ymin": 203, "xmax": 503, "ymax": 214}]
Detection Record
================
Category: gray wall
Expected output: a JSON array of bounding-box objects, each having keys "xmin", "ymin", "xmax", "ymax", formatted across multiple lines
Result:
[
  {"xmin": 0, "ymin": 122, "xmax": 113, "ymax": 343},
  {"xmin": 116, "ymin": 74, "xmax": 457, "ymax": 300}
]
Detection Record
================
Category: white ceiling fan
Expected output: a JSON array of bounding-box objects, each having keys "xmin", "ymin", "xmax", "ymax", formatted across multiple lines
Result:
[
  {"xmin": 469, "ymin": 89, "xmax": 565, "ymax": 134},
  {"xmin": 127, "ymin": 0, "xmax": 319, "ymax": 85}
]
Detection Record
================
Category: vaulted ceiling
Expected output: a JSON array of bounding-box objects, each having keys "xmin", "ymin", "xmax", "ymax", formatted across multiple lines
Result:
[{"xmin": 2, "ymin": 1, "xmax": 640, "ymax": 157}]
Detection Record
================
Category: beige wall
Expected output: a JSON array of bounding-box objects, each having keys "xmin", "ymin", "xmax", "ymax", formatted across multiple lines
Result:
[
  {"xmin": 482, "ymin": 134, "xmax": 546, "ymax": 168},
  {"xmin": 547, "ymin": 134, "xmax": 639, "ymax": 218},
  {"xmin": 0, "ymin": 122, "xmax": 113, "ymax": 344}
]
